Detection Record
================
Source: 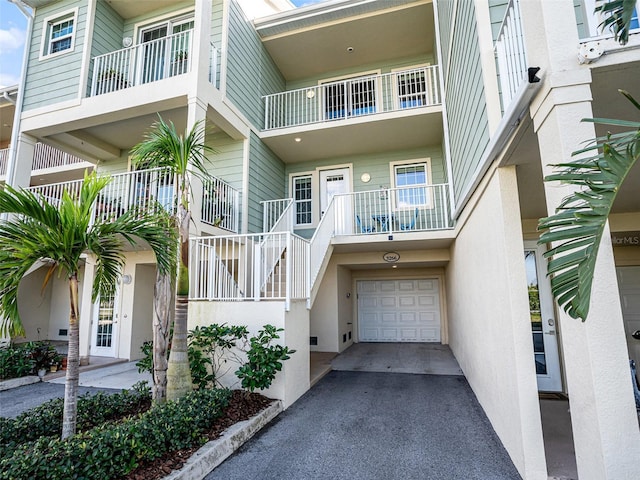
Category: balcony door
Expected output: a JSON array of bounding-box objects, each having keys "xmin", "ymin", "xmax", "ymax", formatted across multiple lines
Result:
[
  {"xmin": 320, "ymin": 167, "xmax": 352, "ymax": 235},
  {"xmin": 139, "ymin": 16, "xmax": 193, "ymax": 84},
  {"xmin": 322, "ymin": 74, "xmax": 378, "ymax": 120}
]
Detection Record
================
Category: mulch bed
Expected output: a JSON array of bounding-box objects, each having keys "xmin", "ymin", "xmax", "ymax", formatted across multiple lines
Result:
[{"xmin": 125, "ymin": 390, "xmax": 274, "ymax": 480}]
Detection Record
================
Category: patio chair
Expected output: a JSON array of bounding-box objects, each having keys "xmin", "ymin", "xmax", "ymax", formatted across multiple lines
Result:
[
  {"xmin": 356, "ymin": 215, "xmax": 375, "ymax": 233},
  {"xmin": 398, "ymin": 208, "xmax": 418, "ymax": 231}
]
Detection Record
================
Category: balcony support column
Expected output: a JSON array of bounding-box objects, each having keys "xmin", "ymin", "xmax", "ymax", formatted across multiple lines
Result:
[
  {"xmin": 9, "ymin": 132, "xmax": 36, "ymax": 189},
  {"xmin": 521, "ymin": 2, "xmax": 640, "ymax": 477},
  {"xmin": 186, "ymin": 98, "xmax": 208, "ymax": 235}
]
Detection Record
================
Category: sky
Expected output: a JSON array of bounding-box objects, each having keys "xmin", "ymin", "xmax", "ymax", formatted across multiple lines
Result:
[
  {"xmin": 0, "ymin": 0, "xmax": 28, "ymax": 88},
  {"xmin": 0, "ymin": 0, "xmax": 329, "ymax": 89}
]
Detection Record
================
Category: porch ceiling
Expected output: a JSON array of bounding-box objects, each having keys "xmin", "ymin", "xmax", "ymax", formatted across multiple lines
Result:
[
  {"xmin": 261, "ymin": 109, "xmax": 443, "ymax": 163},
  {"xmin": 257, "ymin": 1, "xmax": 435, "ymax": 81}
]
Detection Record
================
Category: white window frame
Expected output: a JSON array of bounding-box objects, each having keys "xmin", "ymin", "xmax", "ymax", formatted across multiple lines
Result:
[
  {"xmin": 392, "ymin": 63, "xmax": 431, "ymax": 110},
  {"xmin": 291, "ymin": 173, "xmax": 314, "ymax": 227},
  {"xmin": 389, "ymin": 159, "xmax": 433, "ymax": 210},
  {"xmin": 39, "ymin": 8, "xmax": 78, "ymax": 60}
]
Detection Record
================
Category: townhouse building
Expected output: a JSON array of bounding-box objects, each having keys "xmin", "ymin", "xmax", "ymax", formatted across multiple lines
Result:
[{"xmin": 3, "ymin": 0, "xmax": 640, "ymax": 478}]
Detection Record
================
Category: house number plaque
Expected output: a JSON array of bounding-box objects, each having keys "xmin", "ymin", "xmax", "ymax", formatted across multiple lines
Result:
[{"xmin": 383, "ymin": 252, "xmax": 400, "ymax": 263}]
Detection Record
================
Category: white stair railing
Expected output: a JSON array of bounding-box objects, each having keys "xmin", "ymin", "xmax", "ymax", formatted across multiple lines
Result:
[
  {"xmin": 190, "ymin": 238, "xmax": 242, "ymax": 300},
  {"xmin": 261, "ymin": 198, "xmax": 293, "ymax": 232}
]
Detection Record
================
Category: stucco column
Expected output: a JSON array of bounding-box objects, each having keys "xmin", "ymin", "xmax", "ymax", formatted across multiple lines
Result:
[
  {"xmin": 78, "ymin": 259, "xmax": 96, "ymax": 363},
  {"xmin": 520, "ymin": 1, "xmax": 640, "ymax": 477},
  {"xmin": 9, "ymin": 132, "xmax": 36, "ymax": 189},
  {"xmin": 186, "ymin": 98, "xmax": 208, "ymax": 234}
]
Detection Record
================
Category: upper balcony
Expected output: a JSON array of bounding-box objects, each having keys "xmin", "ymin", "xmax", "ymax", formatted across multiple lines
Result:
[{"xmin": 261, "ymin": 66, "xmax": 443, "ymax": 163}]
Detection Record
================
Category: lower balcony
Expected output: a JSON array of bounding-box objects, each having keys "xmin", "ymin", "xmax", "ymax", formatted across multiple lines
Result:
[{"xmin": 27, "ymin": 168, "xmax": 240, "ymax": 234}]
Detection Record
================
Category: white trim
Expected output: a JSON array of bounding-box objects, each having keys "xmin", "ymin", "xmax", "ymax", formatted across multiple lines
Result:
[
  {"xmin": 317, "ymin": 69, "xmax": 381, "ymax": 85},
  {"xmin": 132, "ymin": 7, "xmax": 195, "ymax": 44},
  {"xmin": 38, "ymin": 7, "xmax": 78, "ymax": 61},
  {"xmin": 78, "ymin": 0, "xmax": 96, "ymax": 100},
  {"xmin": 389, "ymin": 158, "xmax": 433, "ymax": 209}
]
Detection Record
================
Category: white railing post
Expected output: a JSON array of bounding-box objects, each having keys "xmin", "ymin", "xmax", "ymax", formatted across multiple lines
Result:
[
  {"xmin": 253, "ymin": 243, "xmax": 261, "ymax": 302},
  {"xmin": 285, "ymin": 232, "xmax": 292, "ymax": 311}
]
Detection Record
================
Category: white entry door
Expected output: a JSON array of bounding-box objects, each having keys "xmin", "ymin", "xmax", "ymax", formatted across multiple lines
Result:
[
  {"xmin": 525, "ymin": 243, "xmax": 562, "ymax": 392},
  {"xmin": 358, "ymin": 279, "xmax": 441, "ymax": 342},
  {"xmin": 320, "ymin": 168, "xmax": 352, "ymax": 234},
  {"xmin": 617, "ymin": 266, "xmax": 640, "ymax": 369},
  {"xmin": 91, "ymin": 288, "xmax": 120, "ymax": 357}
]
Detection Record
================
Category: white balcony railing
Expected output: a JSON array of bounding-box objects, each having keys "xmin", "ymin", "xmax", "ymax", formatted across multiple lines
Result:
[
  {"xmin": 263, "ymin": 65, "xmax": 442, "ymax": 130},
  {"xmin": 190, "ymin": 231, "xmax": 310, "ymax": 307},
  {"xmin": 0, "ymin": 148, "xmax": 8, "ymax": 176},
  {"xmin": 32, "ymin": 143, "xmax": 88, "ymax": 171},
  {"xmin": 28, "ymin": 167, "xmax": 177, "ymax": 221},
  {"xmin": 91, "ymin": 30, "xmax": 192, "ymax": 96},
  {"xmin": 201, "ymin": 176, "xmax": 240, "ymax": 233},
  {"xmin": 495, "ymin": 0, "xmax": 527, "ymax": 108}
]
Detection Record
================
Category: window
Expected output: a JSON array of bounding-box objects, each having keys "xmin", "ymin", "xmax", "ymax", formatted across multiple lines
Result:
[
  {"xmin": 41, "ymin": 10, "xmax": 77, "ymax": 58},
  {"xmin": 293, "ymin": 175, "xmax": 313, "ymax": 225},
  {"xmin": 392, "ymin": 161, "xmax": 430, "ymax": 208}
]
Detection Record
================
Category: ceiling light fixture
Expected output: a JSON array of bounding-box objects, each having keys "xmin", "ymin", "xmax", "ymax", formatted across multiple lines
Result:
[
  {"xmin": 294, "ymin": 137, "xmax": 301, "ymax": 142},
  {"xmin": 347, "ymin": 46, "xmax": 354, "ymax": 52}
]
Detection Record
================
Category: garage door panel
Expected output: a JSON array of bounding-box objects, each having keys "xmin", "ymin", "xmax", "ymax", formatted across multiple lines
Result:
[
  {"xmin": 358, "ymin": 279, "xmax": 441, "ymax": 343},
  {"xmin": 381, "ymin": 296, "xmax": 397, "ymax": 307}
]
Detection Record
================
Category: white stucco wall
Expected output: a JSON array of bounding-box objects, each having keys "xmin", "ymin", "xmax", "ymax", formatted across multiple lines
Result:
[
  {"xmin": 16, "ymin": 266, "xmax": 52, "ymax": 341},
  {"xmin": 190, "ymin": 299, "xmax": 310, "ymax": 408},
  {"xmin": 446, "ymin": 166, "xmax": 547, "ymax": 480}
]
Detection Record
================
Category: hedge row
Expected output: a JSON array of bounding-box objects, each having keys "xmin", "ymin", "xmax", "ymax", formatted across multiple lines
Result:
[
  {"xmin": 0, "ymin": 384, "xmax": 150, "ymax": 459},
  {"xmin": 0, "ymin": 388, "xmax": 231, "ymax": 480}
]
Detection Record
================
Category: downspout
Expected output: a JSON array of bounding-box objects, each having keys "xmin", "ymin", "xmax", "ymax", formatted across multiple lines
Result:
[
  {"xmin": 5, "ymin": 0, "xmax": 34, "ymax": 189},
  {"xmin": 2, "ymin": 91, "xmax": 16, "ymax": 105}
]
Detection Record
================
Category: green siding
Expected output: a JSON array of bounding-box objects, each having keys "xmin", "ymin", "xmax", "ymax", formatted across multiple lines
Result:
[
  {"xmin": 206, "ymin": 131, "xmax": 244, "ymax": 191},
  {"xmin": 88, "ymin": 1, "xmax": 124, "ymax": 96},
  {"xmin": 121, "ymin": 2, "xmax": 193, "ymax": 39},
  {"xmin": 247, "ymin": 133, "xmax": 286, "ymax": 232},
  {"xmin": 440, "ymin": 0, "xmax": 490, "ymax": 206},
  {"xmin": 23, "ymin": 0, "xmax": 89, "ymax": 110},
  {"xmin": 285, "ymin": 147, "xmax": 446, "ymax": 195},
  {"xmin": 226, "ymin": 0, "xmax": 285, "ymax": 129},
  {"xmin": 286, "ymin": 54, "xmax": 435, "ymax": 91},
  {"xmin": 436, "ymin": 0, "xmax": 454, "ymax": 80}
]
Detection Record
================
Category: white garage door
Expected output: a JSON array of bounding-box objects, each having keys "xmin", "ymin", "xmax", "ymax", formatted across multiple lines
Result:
[
  {"xmin": 357, "ymin": 279, "xmax": 441, "ymax": 342},
  {"xmin": 617, "ymin": 266, "xmax": 640, "ymax": 369}
]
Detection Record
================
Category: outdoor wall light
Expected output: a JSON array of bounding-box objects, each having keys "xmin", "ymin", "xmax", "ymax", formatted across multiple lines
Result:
[{"xmin": 121, "ymin": 274, "xmax": 132, "ymax": 285}]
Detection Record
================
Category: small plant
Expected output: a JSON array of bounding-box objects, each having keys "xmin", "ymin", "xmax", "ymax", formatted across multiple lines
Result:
[
  {"xmin": 174, "ymin": 50, "xmax": 188, "ymax": 62},
  {"xmin": 235, "ymin": 325, "xmax": 295, "ymax": 393},
  {"xmin": 28, "ymin": 342, "xmax": 61, "ymax": 372}
]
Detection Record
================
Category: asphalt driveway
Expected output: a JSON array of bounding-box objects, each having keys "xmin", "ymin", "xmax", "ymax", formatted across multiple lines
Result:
[{"xmin": 206, "ymin": 371, "xmax": 520, "ymax": 480}]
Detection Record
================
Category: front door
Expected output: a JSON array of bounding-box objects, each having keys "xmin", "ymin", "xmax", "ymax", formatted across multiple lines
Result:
[
  {"xmin": 91, "ymin": 288, "xmax": 120, "ymax": 357},
  {"xmin": 525, "ymin": 243, "xmax": 562, "ymax": 392},
  {"xmin": 320, "ymin": 168, "xmax": 351, "ymax": 234}
]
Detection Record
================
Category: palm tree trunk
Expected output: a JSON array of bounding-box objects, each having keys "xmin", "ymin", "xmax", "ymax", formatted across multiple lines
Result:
[
  {"xmin": 167, "ymin": 207, "xmax": 192, "ymax": 400},
  {"xmin": 61, "ymin": 272, "xmax": 80, "ymax": 439},
  {"xmin": 152, "ymin": 271, "xmax": 172, "ymax": 403}
]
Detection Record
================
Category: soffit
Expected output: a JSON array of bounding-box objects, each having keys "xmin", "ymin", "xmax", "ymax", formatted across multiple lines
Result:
[{"xmin": 258, "ymin": 1, "xmax": 434, "ymax": 81}]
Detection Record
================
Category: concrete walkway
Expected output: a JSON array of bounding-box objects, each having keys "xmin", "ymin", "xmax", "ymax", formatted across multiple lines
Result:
[{"xmin": 205, "ymin": 370, "xmax": 521, "ymax": 480}]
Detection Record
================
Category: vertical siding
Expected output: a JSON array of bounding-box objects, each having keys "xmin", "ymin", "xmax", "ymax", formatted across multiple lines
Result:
[
  {"xmin": 226, "ymin": 0, "xmax": 285, "ymax": 129},
  {"xmin": 440, "ymin": 0, "xmax": 490, "ymax": 206},
  {"xmin": 88, "ymin": 1, "xmax": 124, "ymax": 96},
  {"xmin": 247, "ymin": 133, "xmax": 286, "ymax": 232},
  {"xmin": 23, "ymin": 0, "xmax": 89, "ymax": 110}
]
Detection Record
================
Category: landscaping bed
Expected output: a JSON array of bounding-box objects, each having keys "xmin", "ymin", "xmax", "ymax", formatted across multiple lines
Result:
[{"xmin": 0, "ymin": 386, "xmax": 273, "ymax": 480}]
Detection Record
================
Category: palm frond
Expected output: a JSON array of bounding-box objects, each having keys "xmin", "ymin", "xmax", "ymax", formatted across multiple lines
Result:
[
  {"xmin": 595, "ymin": 0, "xmax": 637, "ymax": 45},
  {"xmin": 538, "ymin": 90, "xmax": 640, "ymax": 321}
]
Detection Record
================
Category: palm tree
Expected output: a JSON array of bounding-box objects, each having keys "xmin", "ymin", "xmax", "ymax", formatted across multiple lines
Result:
[
  {"xmin": 537, "ymin": 2, "xmax": 639, "ymax": 321},
  {"xmin": 131, "ymin": 116, "xmax": 213, "ymax": 401},
  {"xmin": 538, "ymin": 91, "xmax": 639, "ymax": 320},
  {"xmin": 0, "ymin": 173, "xmax": 176, "ymax": 439}
]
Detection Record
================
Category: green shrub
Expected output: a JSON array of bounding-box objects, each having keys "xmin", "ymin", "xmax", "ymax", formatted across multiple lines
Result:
[
  {"xmin": 0, "ymin": 344, "xmax": 34, "ymax": 380},
  {"xmin": 0, "ymin": 382, "xmax": 151, "ymax": 459},
  {"xmin": 236, "ymin": 325, "xmax": 295, "ymax": 392},
  {"xmin": 0, "ymin": 388, "xmax": 231, "ymax": 480}
]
